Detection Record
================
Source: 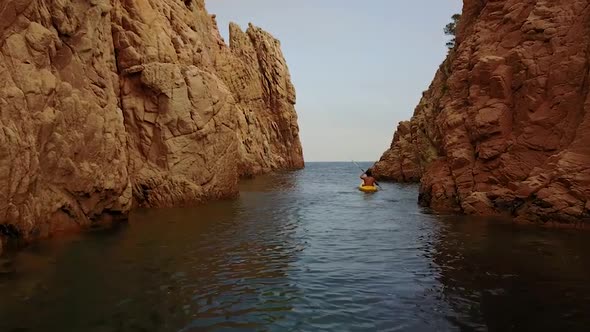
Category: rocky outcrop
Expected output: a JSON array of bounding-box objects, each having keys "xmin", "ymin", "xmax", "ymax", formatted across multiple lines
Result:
[
  {"xmin": 374, "ymin": 0, "xmax": 590, "ymax": 225},
  {"xmin": 0, "ymin": 0, "xmax": 303, "ymax": 248}
]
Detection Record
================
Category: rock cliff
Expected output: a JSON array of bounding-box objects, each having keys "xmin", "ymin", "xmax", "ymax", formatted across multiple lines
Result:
[
  {"xmin": 0, "ymin": 0, "xmax": 303, "ymax": 250},
  {"xmin": 374, "ymin": 0, "xmax": 590, "ymax": 225}
]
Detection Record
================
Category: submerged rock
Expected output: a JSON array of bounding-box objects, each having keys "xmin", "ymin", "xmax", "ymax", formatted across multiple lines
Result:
[
  {"xmin": 374, "ymin": 0, "xmax": 590, "ymax": 224},
  {"xmin": 0, "ymin": 0, "xmax": 303, "ymax": 243}
]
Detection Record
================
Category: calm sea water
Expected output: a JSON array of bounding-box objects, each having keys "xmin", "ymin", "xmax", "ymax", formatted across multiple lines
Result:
[{"xmin": 1, "ymin": 162, "xmax": 589, "ymax": 331}]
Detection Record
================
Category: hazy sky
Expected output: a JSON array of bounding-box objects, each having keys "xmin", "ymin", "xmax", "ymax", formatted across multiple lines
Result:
[{"xmin": 207, "ymin": 0, "xmax": 463, "ymax": 162}]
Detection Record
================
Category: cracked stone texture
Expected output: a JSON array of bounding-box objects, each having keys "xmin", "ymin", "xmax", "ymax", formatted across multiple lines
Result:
[
  {"xmin": 373, "ymin": 0, "xmax": 590, "ymax": 225},
  {"xmin": 0, "ymin": 0, "xmax": 303, "ymax": 247}
]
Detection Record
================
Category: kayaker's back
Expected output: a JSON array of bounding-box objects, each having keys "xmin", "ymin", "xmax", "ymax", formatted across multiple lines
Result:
[
  {"xmin": 359, "ymin": 169, "xmax": 378, "ymax": 192},
  {"xmin": 361, "ymin": 176, "xmax": 376, "ymax": 186}
]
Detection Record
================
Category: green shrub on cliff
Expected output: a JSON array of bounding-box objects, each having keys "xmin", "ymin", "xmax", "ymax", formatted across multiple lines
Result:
[{"xmin": 444, "ymin": 14, "xmax": 461, "ymax": 49}]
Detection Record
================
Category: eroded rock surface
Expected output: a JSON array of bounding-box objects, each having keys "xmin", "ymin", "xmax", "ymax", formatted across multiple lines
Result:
[
  {"xmin": 374, "ymin": 0, "xmax": 590, "ymax": 224},
  {"xmin": 0, "ymin": 0, "xmax": 303, "ymax": 246}
]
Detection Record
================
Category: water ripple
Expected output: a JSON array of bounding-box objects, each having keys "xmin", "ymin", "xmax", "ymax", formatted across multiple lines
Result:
[{"xmin": 0, "ymin": 164, "xmax": 589, "ymax": 331}]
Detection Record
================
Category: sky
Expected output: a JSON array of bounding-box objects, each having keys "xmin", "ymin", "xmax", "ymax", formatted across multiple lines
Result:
[{"xmin": 206, "ymin": 0, "xmax": 463, "ymax": 162}]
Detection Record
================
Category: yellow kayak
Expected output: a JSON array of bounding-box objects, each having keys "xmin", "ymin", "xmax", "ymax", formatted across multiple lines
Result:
[{"xmin": 359, "ymin": 183, "xmax": 379, "ymax": 193}]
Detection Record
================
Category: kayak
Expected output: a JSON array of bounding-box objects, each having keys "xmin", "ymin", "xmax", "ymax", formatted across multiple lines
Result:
[{"xmin": 359, "ymin": 183, "xmax": 378, "ymax": 193}]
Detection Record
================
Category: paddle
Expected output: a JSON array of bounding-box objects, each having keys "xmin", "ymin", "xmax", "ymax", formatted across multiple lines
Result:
[{"xmin": 352, "ymin": 161, "xmax": 380, "ymax": 187}]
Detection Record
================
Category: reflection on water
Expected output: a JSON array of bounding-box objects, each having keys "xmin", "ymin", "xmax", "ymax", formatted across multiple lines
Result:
[
  {"xmin": 432, "ymin": 217, "xmax": 590, "ymax": 331},
  {"xmin": 0, "ymin": 163, "xmax": 589, "ymax": 331}
]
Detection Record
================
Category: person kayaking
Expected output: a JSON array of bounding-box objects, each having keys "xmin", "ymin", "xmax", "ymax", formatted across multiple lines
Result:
[{"xmin": 360, "ymin": 169, "xmax": 377, "ymax": 187}]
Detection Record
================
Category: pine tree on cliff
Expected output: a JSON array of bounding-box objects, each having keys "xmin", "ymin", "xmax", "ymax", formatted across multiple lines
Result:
[{"xmin": 444, "ymin": 14, "xmax": 461, "ymax": 49}]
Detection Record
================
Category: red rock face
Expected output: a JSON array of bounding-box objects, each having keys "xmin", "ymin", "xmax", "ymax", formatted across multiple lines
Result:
[
  {"xmin": 374, "ymin": 0, "xmax": 590, "ymax": 225},
  {"xmin": 0, "ymin": 0, "xmax": 304, "ymax": 247}
]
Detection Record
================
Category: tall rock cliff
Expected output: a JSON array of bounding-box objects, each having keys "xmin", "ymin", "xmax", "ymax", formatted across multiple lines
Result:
[
  {"xmin": 374, "ymin": 0, "xmax": 590, "ymax": 224},
  {"xmin": 0, "ymin": 0, "xmax": 303, "ymax": 248}
]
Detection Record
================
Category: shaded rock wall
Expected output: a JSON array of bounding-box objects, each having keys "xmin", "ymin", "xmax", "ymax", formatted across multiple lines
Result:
[
  {"xmin": 374, "ymin": 0, "xmax": 590, "ymax": 224},
  {"xmin": 0, "ymin": 0, "xmax": 303, "ymax": 248}
]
